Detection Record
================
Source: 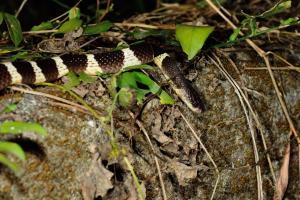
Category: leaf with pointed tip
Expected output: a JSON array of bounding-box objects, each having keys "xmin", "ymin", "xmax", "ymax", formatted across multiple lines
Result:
[
  {"xmin": 117, "ymin": 71, "xmax": 174, "ymax": 105},
  {"xmin": 176, "ymin": 24, "xmax": 214, "ymax": 60},
  {"xmin": 58, "ymin": 18, "xmax": 82, "ymax": 33},
  {"xmin": 84, "ymin": 21, "xmax": 112, "ymax": 35},
  {"xmin": 31, "ymin": 21, "xmax": 53, "ymax": 31},
  {"xmin": 69, "ymin": 7, "xmax": 81, "ymax": 19},
  {"xmin": 4, "ymin": 13, "xmax": 23, "ymax": 47}
]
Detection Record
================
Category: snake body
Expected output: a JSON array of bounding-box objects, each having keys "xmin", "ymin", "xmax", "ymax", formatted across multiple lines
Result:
[{"xmin": 0, "ymin": 44, "xmax": 203, "ymax": 112}]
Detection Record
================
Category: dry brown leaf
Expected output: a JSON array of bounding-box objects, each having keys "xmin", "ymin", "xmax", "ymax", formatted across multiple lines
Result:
[
  {"xmin": 169, "ymin": 160, "xmax": 198, "ymax": 186},
  {"xmin": 81, "ymin": 154, "xmax": 114, "ymax": 200},
  {"xmin": 151, "ymin": 112, "xmax": 173, "ymax": 144},
  {"xmin": 273, "ymin": 139, "xmax": 290, "ymax": 200}
]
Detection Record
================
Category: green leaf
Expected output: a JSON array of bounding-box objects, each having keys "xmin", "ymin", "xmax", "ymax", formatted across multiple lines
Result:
[
  {"xmin": 117, "ymin": 72, "xmax": 174, "ymax": 105},
  {"xmin": 176, "ymin": 24, "xmax": 214, "ymax": 60},
  {"xmin": 134, "ymin": 72, "xmax": 160, "ymax": 93},
  {"xmin": 280, "ymin": 17, "xmax": 299, "ymax": 25},
  {"xmin": 133, "ymin": 72, "xmax": 174, "ymax": 104},
  {"xmin": 0, "ymin": 121, "xmax": 47, "ymax": 136},
  {"xmin": 0, "ymin": 12, "xmax": 3, "ymax": 25},
  {"xmin": 118, "ymin": 88, "xmax": 135, "ymax": 108},
  {"xmin": 118, "ymin": 72, "xmax": 138, "ymax": 89},
  {"xmin": 0, "ymin": 141, "xmax": 25, "ymax": 161},
  {"xmin": 69, "ymin": 7, "xmax": 80, "ymax": 20},
  {"xmin": 63, "ymin": 72, "xmax": 81, "ymax": 90},
  {"xmin": 4, "ymin": 13, "xmax": 23, "ymax": 47},
  {"xmin": 0, "ymin": 104, "xmax": 17, "ymax": 114},
  {"xmin": 259, "ymin": 0, "xmax": 291, "ymax": 18},
  {"xmin": 79, "ymin": 72, "xmax": 97, "ymax": 83},
  {"xmin": 83, "ymin": 21, "xmax": 112, "ymax": 35},
  {"xmin": 11, "ymin": 51, "xmax": 28, "ymax": 61},
  {"xmin": 249, "ymin": 18, "xmax": 257, "ymax": 36},
  {"xmin": 58, "ymin": 18, "xmax": 82, "ymax": 33},
  {"xmin": 31, "ymin": 21, "xmax": 53, "ymax": 31},
  {"xmin": 0, "ymin": 46, "xmax": 23, "ymax": 54},
  {"xmin": 117, "ymin": 72, "xmax": 148, "ymax": 104},
  {"xmin": 229, "ymin": 27, "xmax": 241, "ymax": 42},
  {"xmin": 0, "ymin": 153, "xmax": 19, "ymax": 173},
  {"xmin": 108, "ymin": 75, "xmax": 118, "ymax": 98},
  {"xmin": 159, "ymin": 91, "xmax": 174, "ymax": 105}
]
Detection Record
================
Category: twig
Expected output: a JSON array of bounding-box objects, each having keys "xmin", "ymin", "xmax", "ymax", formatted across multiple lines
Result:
[
  {"xmin": 263, "ymin": 56, "xmax": 300, "ymax": 144},
  {"xmin": 79, "ymin": 36, "xmax": 101, "ymax": 49},
  {"xmin": 205, "ymin": 0, "xmax": 300, "ymax": 143},
  {"xmin": 9, "ymin": 86, "xmax": 91, "ymax": 113},
  {"xmin": 50, "ymin": 0, "xmax": 83, "ymax": 22},
  {"xmin": 45, "ymin": 100, "xmax": 90, "ymax": 114},
  {"xmin": 23, "ymin": 30, "xmax": 58, "ymax": 34},
  {"xmin": 15, "ymin": 0, "xmax": 28, "ymax": 18},
  {"xmin": 215, "ymin": 50, "xmax": 277, "ymax": 186},
  {"xmin": 180, "ymin": 111, "xmax": 220, "ymax": 200},
  {"xmin": 129, "ymin": 112, "xmax": 167, "ymax": 200},
  {"xmin": 210, "ymin": 53, "xmax": 265, "ymax": 199},
  {"xmin": 205, "ymin": 0, "xmax": 300, "ymax": 193},
  {"xmin": 114, "ymin": 22, "xmax": 175, "ymax": 30},
  {"xmin": 98, "ymin": 0, "xmax": 112, "ymax": 22},
  {"xmin": 245, "ymin": 67, "xmax": 300, "ymax": 73}
]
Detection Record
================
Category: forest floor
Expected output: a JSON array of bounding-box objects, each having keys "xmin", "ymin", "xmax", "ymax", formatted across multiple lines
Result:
[{"xmin": 0, "ymin": 1, "xmax": 300, "ymax": 199}]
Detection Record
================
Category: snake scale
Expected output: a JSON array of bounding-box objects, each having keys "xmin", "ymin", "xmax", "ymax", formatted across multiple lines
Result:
[{"xmin": 0, "ymin": 43, "xmax": 203, "ymax": 112}]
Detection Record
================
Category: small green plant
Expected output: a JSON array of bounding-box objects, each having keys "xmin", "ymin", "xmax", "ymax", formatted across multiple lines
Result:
[
  {"xmin": 0, "ymin": 12, "xmax": 23, "ymax": 47},
  {"xmin": 0, "ymin": 104, "xmax": 47, "ymax": 173},
  {"xmin": 115, "ymin": 71, "xmax": 174, "ymax": 106},
  {"xmin": 228, "ymin": 0, "xmax": 299, "ymax": 43}
]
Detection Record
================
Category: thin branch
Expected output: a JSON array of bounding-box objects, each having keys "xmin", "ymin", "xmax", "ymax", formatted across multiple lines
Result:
[
  {"xmin": 98, "ymin": 0, "xmax": 112, "ymax": 22},
  {"xmin": 209, "ymin": 54, "xmax": 264, "ymax": 200},
  {"xmin": 180, "ymin": 111, "xmax": 220, "ymax": 200},
  {"xmin": 205, "ymin": 0, "xmax": 300, "ymax": 144},
  {"xmin": 129, "ymin": 112, "xmax": 167, "ymax": 200},
  {"xmin": 15, "ymin": 0, "xmax": 28, "ymax": 18},
  {"xmin": 50, "ymin": 0, "xmax": 82, "ymax": 22},
  {"xmin": 9, "ymin": 86, "xmax": 91, "ymax": 113}
]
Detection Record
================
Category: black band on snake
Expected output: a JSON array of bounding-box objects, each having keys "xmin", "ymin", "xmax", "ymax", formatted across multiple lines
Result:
[{"xmin": 0, "ymin": 43, "xmax": 203, "ymax": 112}]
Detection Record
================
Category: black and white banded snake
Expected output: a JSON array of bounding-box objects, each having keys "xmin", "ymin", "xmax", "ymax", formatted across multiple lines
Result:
[{"xmin": 0, "ymin": 43, "xmax": 203, "ymax": 112}]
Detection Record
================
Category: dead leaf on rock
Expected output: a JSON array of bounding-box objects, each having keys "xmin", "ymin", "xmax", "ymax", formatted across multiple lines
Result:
[
  {"xmin": 151, "ymin": 112, "xmax": 173, "ymax": 144},
  {"xmin": 273, "ymin": 138, "xmax": 290, "ymax": 200},
  {"xmin": 161, "ymin": 142, "xmax": 179, "ymax": 156},
  {"xmin": 37, "ymin": 29, "xmax": 82, "ymax": 53},
  {"xmin": 169, "ymin": 160, "xmax": 198, "ymax": 186},
  {"xmin": 161, "ymin": 107, "xmax": 181, "ymax": 133},
  {"xmin": 71, "ymin": 85, "xmax": 90, "ymax": 97},
  {"xmin": 81, "ymin": 153, "xmax": 114, "ymax": 200}
]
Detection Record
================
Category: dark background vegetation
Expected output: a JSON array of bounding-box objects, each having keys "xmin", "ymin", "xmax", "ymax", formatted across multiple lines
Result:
[
  {"xmin": 1, "ymin": 0, "xmax": 299, "ymax": 31},
  {"xmin": 1, "ymin": 0, "xmax": 158, "ymax": 30}
]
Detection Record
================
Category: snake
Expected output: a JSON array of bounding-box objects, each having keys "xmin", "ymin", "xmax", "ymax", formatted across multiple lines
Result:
[{"xmin": 0, "ymin": 43, "xmax": 203, "ymax": 112}]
